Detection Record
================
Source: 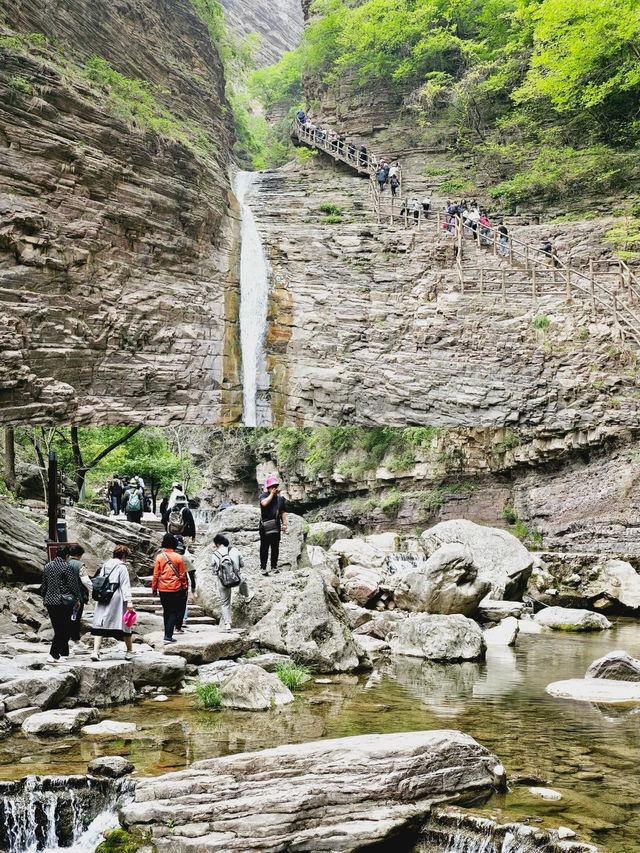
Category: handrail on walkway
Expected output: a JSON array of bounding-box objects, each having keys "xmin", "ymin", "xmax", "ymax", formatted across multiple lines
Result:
[{"xmin": 291, "ymin": 117, "xmax": 640, "ymax": 346}]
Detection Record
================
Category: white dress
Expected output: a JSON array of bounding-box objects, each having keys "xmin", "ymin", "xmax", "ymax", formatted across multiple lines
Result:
[{"xmin": 91, "ymin": 559, "xmax": 132, "ymax": 639}]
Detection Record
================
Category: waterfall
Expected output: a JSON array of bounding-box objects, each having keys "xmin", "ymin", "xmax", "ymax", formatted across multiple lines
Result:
[
  {"xmin": 0, "ymin": 775, "xmax": 134, "ymax": 853},
  {"xmin": 388, "ymin": 552, "xmax": 429, "ymax": 574},
  {"xmin": 419, "ymin": 809, "xmax": 575, "ymax": 853},
  {"xmin": 235, "ymin": 170, "xmax": 271, "ymax": 427}
]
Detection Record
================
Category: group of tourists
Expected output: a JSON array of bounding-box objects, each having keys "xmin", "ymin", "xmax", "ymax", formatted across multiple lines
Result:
[
  {"xmin": 297, "ymin": 109, "xmax": 384, "ymax": 173},
  {"xmin": 39, "ymin": 474, "xmax": 288, "ymax": 658},
  {"xmin": 106, "ymin": 474, "xmax": 149, "ymax": 521},
  {"xmin": 375, "ymin": 160, "xmax": 402, "ymax": 196}
]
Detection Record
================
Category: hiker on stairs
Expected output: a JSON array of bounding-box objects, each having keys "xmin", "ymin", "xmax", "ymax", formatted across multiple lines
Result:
[
  {"xmin": 152, "ymin": 534, "xmax": 188, "ymax": 644},
  {"xmin": 122, "ymin": 481, "xmax": 144, "ymax": 524}
]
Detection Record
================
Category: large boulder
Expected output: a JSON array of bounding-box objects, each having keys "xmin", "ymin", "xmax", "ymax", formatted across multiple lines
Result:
[
  {"xmin": 130, "ymin": 652, "xmax": 186, "ymax": 688},
  {"xmin": 22, "ymin": 707, "xmax": 98, "ymax": 736},
  {"xmin": 0, "ymin": 587, "xmax": 47, "ymax": 639},
  {"xmin": 534, "ymin": 607, "xmax": 611, "ymax": 632},
  {"xmin": 307, "ymin": 521, "xmax": 352, "ymax": 550},
  {"xmin": 0, "ymin": 498, "xmax": 47, "ymax": 583},
  {"xmin": 88, "ymin": 756, "xmax": 135, "ymax": 778},
  {"xmin": 0, "ymin": 666, "xmax": 77, "ymax": 711},
  {"xmin": 585, "ymin": 650, "xmax": 640, "ymax": 682},
  {"xmin": 69, "ymin": 660, "xmax": 136, "ymax": 707},
  {"xmin": 248, "ymin": 570, "xmax": 364, "ymax": 672},
  {"xmin": 66, "ymin": 508, "xmax": 160, "ymax": 578},
  {"xmin": 390, "ymin": 614, "xmax": 486, "ymax": 661},
  {"xmin": 219, "ymin": 664, "xmax": 294, "ymax": 711},
  {"xmin": 421, "ymin": 520, "xmax": 533, "ymax": 601},
  {"xmin": 483, "ymin": 617, "xmax": 519, "ymax": 647},
  {"xmin": 330, "ymin": 537, "xmax": 388, "ymax": 606},
  {"xmin": 477, "ymin": 600, "xmax": 524, "ymax": 622},
  {"xmin": 120, "ymin": 730, "xmax": 506, "ymax": 852},
  {"xmin": 390, "ymin": 544, "xmax": 491, "ymax": 616}
]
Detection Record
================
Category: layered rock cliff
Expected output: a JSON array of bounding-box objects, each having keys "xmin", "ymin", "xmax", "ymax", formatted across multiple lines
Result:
[
  {"xmin": 242, "ymin": 160, "xmax": 640, "ymax": 427},
  {"xmin": 0, "ymin": 0, "xmax": 242, "ymax": 424},
  {"xmin": 221, "ymin": 0, "xmax": 303, "ymax": 66},
  {"xmin": 200, "ymin": 425, "xmax": 640, "ymax": 556}
]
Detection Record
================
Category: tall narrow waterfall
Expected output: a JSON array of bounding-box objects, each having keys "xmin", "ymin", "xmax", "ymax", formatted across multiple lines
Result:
[{"xmin": 235, "ymin": 171, "xmax": 271, "ymax": 426}]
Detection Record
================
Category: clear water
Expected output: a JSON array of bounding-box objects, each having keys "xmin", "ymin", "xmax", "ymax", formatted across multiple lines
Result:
[
  {"xmin": 2, "ymin": 622, "xmax": 637, "ymax": 852},
  {"xmin": 234, "ymin": 170, "xmax": 271, "ymax": 427}
]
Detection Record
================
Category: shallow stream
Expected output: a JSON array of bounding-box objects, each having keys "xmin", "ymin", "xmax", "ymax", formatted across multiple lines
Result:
[{"xmin": 1, "ymin": 623, "xmax": 638, "ymax": 852}]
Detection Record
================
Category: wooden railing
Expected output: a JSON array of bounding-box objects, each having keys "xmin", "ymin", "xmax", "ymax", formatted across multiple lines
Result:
[{"xmin": 291, "ymin": 118, "xmax": 640, "ymax": 345}]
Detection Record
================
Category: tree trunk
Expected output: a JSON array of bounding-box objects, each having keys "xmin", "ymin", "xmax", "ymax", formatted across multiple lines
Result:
[
  {"xmin": 4, "ymin": 427, "xmax": 16, "ymax": 491},
  {"xmin": 71, "ymin": 427, "xmax": 85, "ymax": 493}
]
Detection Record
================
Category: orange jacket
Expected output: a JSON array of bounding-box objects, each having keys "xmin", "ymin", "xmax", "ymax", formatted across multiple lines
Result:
[{"xmin": 152, "ymin": 549, "xmax": 187, "ymax": 593}]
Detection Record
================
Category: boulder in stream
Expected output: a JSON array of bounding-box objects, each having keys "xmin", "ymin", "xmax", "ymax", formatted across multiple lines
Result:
[
  {"xmin": 390, "ymin": 614, "xmax": 486, "ymax": 661},
  {"xmin": 585, "ymin": 650, "xmax": 640, "ymax": 681},
  {"xmin": 421, "ymin": 520, "xmax": 533, "ymax": 600},
  {"xmin": 87, "ymin": 756, "xmax": 135, "ymax": 778},
  {"xmin": 390, "ymin": 543, "xmax": 491, "ymax": 615},
  {"xmin": 120, "ymin": 730, "xmax": 506, "ymax": 852},
  {"xmin": 546, "ymin": 678, "xmax": 640, "ymax": 704},
  {"xmin": 534, "ymin": 607, "xmax": 611, "ymax": 631},
  {"xmin": 219, "ymin": 663, "xmax": 294, "ymax": 711},
  {"xmin": 483, "ymin": 617, "xmax": 519, "ymax": 647}
]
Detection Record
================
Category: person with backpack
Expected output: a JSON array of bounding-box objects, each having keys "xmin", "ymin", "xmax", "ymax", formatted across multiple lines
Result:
[
  {"xmin": 68, "ymin": 544, "xmax": 92, "ymax": 653},
  {"xmin": 389, "ymin": 174, "xmax": 400, "ymax": 197},
  {"xmin": 211, "ymin": 534, "xmax": 252, "ymax": 631},
  {"xmin": 108, "ymin": 474, "xmax": 124, "ymax": 515},
  {"xmin": 376, "ymin": 167, "xmax": 387, "ymax": 193},
  {"xmin": 41, "ymin": 545, "xmax": 85, "ymax": 664},
  {"xmin": 498, "ymin": 221, "xmax": 509, "ymax": 256},
  {"xmin": 122, "ymin": 481, "xmax": 144, "ymax": 523},
  {"xmin": 164, "ymin": 494, "xmax": 196, "ymax": 543},
  {"xmin": 152, "ymin": 533, "xmax": 188, "ymax": 643},
  {"xmin": 259, "ymin": 476, "xmax": 287, "ymax": 576},
  {"xmin": 90, "ymin": 544, "xmax": 135, "ymax": 661},
  {"xmin": 175, "ymin": 537, "xmax": 196, "ymax": 631}
]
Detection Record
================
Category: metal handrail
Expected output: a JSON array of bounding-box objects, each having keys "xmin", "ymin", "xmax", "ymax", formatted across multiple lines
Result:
[{"xmin": 291, "ymin": 117, "xmax": 640, "ymax": 345}]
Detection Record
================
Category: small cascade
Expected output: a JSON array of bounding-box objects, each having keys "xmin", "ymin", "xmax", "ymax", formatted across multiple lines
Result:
[
  {"xmin": 387, "ymin": 552, "xmax": 429, "ymax": 574},
  {"xmin": 0, "ymin": 775, "xmax": 134, "ymax": 853},
  {"xmin": 234, "ymin": 170, "xmax": 271, "ymax": 427},
  {"xmin": 419, "ymin": 809, "xmax": 594, "ymax": 853}
]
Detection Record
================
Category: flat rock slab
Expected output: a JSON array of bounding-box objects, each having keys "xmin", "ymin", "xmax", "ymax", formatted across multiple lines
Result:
[
  {"xmin": 484, "ymin": 617, "xmax": 519, "ymax": 646},
  {"xmin": 130, "ymin": 652, "xmax": 186, "ymax": 688},
  {"xmin": 120, "ymin": 730, "xmax": 506, "ymax": 852},
  {"xmin": 535, "ymin": 607, "xmax": 611, "ymax": 631},
  {"xmin": 354, "ymin": 634, "xmax": 390, "ymax": 655},
  {"xmin": 144, "ymin": 630, "xmax": 248, "ymax": 665},
  {"xmin": 64, "ymin": 659, "xmax": 136, "ymax": 707},
  {"xmin": 82, "ymin": 720, "xmax": 138, "ymax": 738},
  {"xmin": 546, "ymin": 678, "xmax": 640, "ymax": 705},
  {"xmin": 22, "ymin": 707, "xmax": 98, "ymax": 735}
]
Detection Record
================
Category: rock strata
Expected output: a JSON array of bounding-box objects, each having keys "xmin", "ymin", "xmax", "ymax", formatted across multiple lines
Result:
[
  {"xmin": 585, "ymin": 650, "xmax": 640, "ymax": 681},
  {"xmin": 120, "ymin": 730, "xmax": 506, "ymax": 851}
]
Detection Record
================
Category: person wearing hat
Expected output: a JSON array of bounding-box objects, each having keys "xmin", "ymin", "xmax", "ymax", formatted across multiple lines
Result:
[
  {"xmin": 163, "ymin": 490, "xmax": 196, "ymax": 544},
  {"xmin": 259, "ymin": 476, "xmax": 287, "ymax": 576}
]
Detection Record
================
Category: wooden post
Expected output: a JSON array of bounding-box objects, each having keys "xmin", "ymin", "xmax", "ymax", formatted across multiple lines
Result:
[
  {"xmin": 479, "ymin": 268, "xmax": 484, "ymax": 295},
  {"xmin": 589, "ymin": 259, "xmax": 595, "ymax": 311},
  {"xmin": 525, "ymin": 244, "xmax": 530, "ymax": 271},
  {"xmin": 493, "ymin": 231, "xmax": 497, "ymax": 256},
  {"xmin": 457, "ymin": 218, "xmax": 463, "ymax": 261},
  {"xmin": 565, "ymin": 264, "xmax": 571, "ymax": 301},
  {"xmin": 613, "ymin": 291, "xmax": 618, "ymax": 324},
  {"xmin": 501, "ymin": 269, "xmax": 506, "ymax": 304},
  {"xmin": 436, "ymin": 211, "xmax": 441, "ymax": 232},
  {"xmin": 508, "ymin": 235, "xmax": 513, "ymax": 264},
  {"xmin": 460, "ymin": 263, "xmax": 464, "ymax": 294},
  {"xmin": 532, "ymin": 267, "xmax": 537, "ymax": 300}
]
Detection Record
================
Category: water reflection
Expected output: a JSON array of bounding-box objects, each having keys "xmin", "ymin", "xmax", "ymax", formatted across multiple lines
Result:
[{"xmin": 0, "ymin": 623, "xmax": 637, "ymax": 852}]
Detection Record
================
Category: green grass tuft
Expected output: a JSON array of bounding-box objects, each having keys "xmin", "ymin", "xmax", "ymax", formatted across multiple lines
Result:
[
  {"xmin": 275, "ymin": 662, "xmax": 311, "ymax": 691},
  {"xmin": 195, "ymin": 682, "xmax": 223, "ymax": 708}
]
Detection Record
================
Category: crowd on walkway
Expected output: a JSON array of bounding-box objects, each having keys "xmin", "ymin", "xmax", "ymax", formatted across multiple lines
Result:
[
  {"xmin": 296, "ymin": 110, "xmax": 563, "ymax": 267},
  {"xmin": 39, "ymin": 475, "xmax": 288, "ymax": 661}
]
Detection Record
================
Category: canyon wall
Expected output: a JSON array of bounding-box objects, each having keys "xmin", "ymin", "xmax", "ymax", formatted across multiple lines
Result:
[
  {"xmin": 200, "ymin": 426, "xmax": 640, "ymax": 557},
  {"xmin": 0, "ymin": 0, "xmax": 242, "ymax": 425},
  {"xmin": 244, "ymin": 160, "xmax": 640, "ymax": 428},
  {"xmin": 221, "ymin": 0, "xmax": 303, "ymax": 66}
]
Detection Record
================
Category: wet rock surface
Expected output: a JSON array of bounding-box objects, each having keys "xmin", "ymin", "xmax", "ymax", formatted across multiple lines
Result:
[
  {"xmin": 120, "ymin": 730, "xmax": 506, "ymax": 851},
  {"xmin": 87, "ymin": 755, "xmax": 135, "ymax": 778},
  {"xmin": 218, "ymin": 663, "xmax": 294, "ymax": 711}
]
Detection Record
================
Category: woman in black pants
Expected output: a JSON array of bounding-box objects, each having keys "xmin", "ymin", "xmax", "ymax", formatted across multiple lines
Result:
[
  {"xmin": 259, "ymin": 476, "xmax": 288, "ymax": 575},
  {"xmin": 41, "ymin": 546, "xmax": 84, "ymax": 663}
]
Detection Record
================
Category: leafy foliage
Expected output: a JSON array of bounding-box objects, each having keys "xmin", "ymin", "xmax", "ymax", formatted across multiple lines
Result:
[{"xmin": 255, "ymin": 0, "xmax": 639, "ymax": 203}]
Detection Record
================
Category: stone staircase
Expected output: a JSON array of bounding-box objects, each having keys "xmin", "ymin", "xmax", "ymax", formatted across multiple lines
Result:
[
  {"xmin": 291, "ymin": 117, "xmax": 640, "ymax": 347},
  {"xmin": 133, "ymin": 576, "xmax": 217, "ymax": 627}
]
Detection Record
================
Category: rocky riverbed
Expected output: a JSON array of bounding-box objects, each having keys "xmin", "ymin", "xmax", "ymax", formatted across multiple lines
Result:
[{"xmin": 0, "ymin": 501, "xmax": 638, "ymax": 851}]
